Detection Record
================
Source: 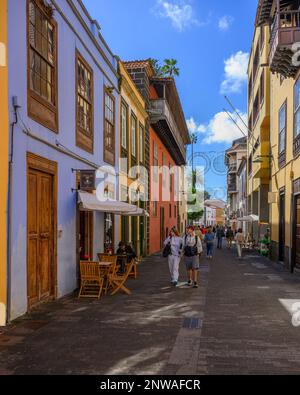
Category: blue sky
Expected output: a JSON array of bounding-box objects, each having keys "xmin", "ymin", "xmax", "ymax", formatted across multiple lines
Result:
[{"xmin": 83, "ymin": 0, "xmax": 257, "ymax": 199}]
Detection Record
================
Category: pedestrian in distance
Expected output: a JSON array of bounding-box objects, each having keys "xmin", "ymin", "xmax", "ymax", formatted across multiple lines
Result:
[
  {"xmin": 200, "ymin": 225, "xmax": 207, "ymax": 236},
  {"xmin": 204, "ymin": 228, "xmax": 215, "ymax": 259},
  {"xmin": 235, "ymin": 228, "xmax": 245, "ymax": 259},
  {"xmin": 216, "ymin": 226, "xmax": 225, "ymax": 249},
  {"xmin": 164, "ymin": 228, "xmax": 183, "ymax": 286},
  {"xmin": 183, "ymin": 226, "xmax": 203, "ymax": 288},
  {"xmin": 195, "ymin": 225, "xmax": 204, "ymax": 242},
  {"xmin": 225, "ymin": 226, "xmax": 234, "ymax": 249}
]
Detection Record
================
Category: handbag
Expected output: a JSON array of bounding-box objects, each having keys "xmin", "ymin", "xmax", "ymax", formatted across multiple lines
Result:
[
  {"xmin": 184, "ymin": 236, "xmax": 198, "ymax": 257},
  {"xmin": 162, "ymin": 242, "xmax": 171, "ymax": 258}
]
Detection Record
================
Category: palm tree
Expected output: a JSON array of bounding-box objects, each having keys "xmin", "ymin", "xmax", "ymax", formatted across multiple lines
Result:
[
  {"xmin": 150, "ymin": 59, "xmax": 163, "ymax": 77},
  {"xmin": 161, "ymin": 59, "xmax": 180, "ymax": 77}
]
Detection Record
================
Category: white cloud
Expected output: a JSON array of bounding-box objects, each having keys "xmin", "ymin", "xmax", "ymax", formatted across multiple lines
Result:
[
  {"xmin": 188, "ymin": 111, "xmax": 247, "ymax": 144},
  {"xmin": 186, "ymin": 117, "xmax": 206, "ymax": 134},
  {"xmin": 220, "ymin": 51, "xmax": 249, "ymax": 94},
  {"xmin": 218, "ymin": 15, "xmax": 234, "ymax": 31},
  {"xmin": 154, "ymin": 0, "xmax": 200, "ymax": 32}
]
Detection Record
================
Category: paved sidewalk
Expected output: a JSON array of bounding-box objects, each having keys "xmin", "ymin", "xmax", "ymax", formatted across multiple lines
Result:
[{"xmin": 0, "ymin": 245, "xmax": 300, "ymax": 375}]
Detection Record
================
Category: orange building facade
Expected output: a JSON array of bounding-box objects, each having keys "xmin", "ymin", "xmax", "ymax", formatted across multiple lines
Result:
[
  {"xmin": 124, "ymin": 61, "xmax": 190, "ymax": 255},
  {"xmin": 149, "ymin": 126, "xmax": 179, "ymax": 254}
]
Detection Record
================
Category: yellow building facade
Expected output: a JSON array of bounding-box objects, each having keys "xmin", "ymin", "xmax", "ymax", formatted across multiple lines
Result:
[
  {"xmin": 247, "ymin": 24, "xmax": 271, "ymax": 240},
  {"xmin": 118, "ymin": 61, "xmax": 148, "ymax": 257},
  {"xmin": 269, "ymin": 72, "xmax": 300, "ymax": 270},
  {"xmin": 254, "ymin": 0, "xmax": 300, "ymax": 272},
  {"xmin": 0, "ymin": 0, "xmax": 9, "ymax": 326}
]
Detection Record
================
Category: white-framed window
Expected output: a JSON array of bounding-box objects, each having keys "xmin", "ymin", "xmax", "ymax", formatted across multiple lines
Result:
[
  {"xmin": 131, "ymin": 115, "xmax": 137, "ymax": 157},
  {"xmin": 139, "ymin": 124, "xmax": 144, "ymax": 163},
  {"xmin": 121, "ymin": 103, "xmax": 127, "ymax": 149}
]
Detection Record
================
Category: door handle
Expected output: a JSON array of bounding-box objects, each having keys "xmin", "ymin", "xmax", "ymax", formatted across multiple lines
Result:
[{"xmin": 40, "ymin": 233, "xmax": 49, "ymax": 239}]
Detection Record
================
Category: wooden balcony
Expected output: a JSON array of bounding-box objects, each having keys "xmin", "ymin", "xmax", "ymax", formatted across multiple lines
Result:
[
  {"xmin": 227, "ymin": 163, "xmax": 237, "ymax": 174},
  {"xmin": 269, "ymin": 10, "xmax": 300, "ymax": 78},
  {"xmin": 149, "ymin": 99, "xmax": 186, "ymax": 166},
  {"xmin": 227, "ymin": 174, "xmax": 237, "ymax": 194}
]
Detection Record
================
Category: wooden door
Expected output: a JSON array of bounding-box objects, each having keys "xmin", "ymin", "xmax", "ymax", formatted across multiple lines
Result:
[
  {"xmin": 27, "ymin": 167, "xmax": 54, "ymax": 308},
  {"xmin": 79, "ymin": 211, "xmax": 94, "ymax": 260},
  {"xmin": 295, "ymin": 195, "xmax": 300, "ymax": 269},
  {"xmin": 279, "ymin": 192, "xmax": 285, "ymax": 262}
]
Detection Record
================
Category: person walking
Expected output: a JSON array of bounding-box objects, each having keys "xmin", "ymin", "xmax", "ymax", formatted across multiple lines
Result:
[
  {"xmin": 204, "ymin": 228, "xmax": 215, "ymax": 259},
  {"xmin": 183, "ymin": 226, "xmax": 203, "ymax": 288},
  {"xmin": 226, "ymin": 226, "xmax": 234, "ymax": 249},
  {"xmin": 216, "ymin": 226, "xmax": 225, "ymax": 249},
  {"xmin": 235, "ymin": 228, "xmax": 245, "ymax": 259},
  {"xmin": 164, "ymin": 228, "xmax": 183, "ymax": 286},
  {"xmin": 195, "ymin": 225, "xmax": 204, "ymax": 242}
]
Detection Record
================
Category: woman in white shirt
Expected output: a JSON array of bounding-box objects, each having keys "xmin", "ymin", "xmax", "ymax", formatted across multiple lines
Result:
[{"xmin": 164, "ymin": 228, "xmax": 183, "ymax": 286}]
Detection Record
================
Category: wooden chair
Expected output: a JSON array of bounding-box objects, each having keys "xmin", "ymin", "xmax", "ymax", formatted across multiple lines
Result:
[
  {"xmin": 98, "ymin": 255, "xmax": 119, "ymax": 295},
  {"xmin": 79, "ymin": 261, "xmax": 104, "ymax": 299},
  {"xmin": 109, "ymin": 260, "xmax": 134, "ymax": 296},
  {"xmin": 125, "ymin": 257, "xmax": 139, "ymax": 279}
]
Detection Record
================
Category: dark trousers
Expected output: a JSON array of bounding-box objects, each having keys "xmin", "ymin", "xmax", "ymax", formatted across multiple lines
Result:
[
  {"xmin": 217, "ymin": 237, "xmax": 223, "ymax": 249},
  {"xmin": 206, "ymin": 242, "xmax": 214, "ymax": 257}
]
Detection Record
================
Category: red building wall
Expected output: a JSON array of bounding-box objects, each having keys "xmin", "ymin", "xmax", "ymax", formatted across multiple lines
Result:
[{"xmin": 149, "ymin": 126, "xmax": 179, "ymax": 255}]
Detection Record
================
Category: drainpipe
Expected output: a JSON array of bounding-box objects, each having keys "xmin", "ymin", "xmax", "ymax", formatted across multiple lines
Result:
[{"xmin": 6, "ymin": 97, "xmax": 19, "ymax": 324}]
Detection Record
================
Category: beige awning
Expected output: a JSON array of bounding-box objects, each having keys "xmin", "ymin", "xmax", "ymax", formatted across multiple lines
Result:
[
  {"xmin": 78, "ymin": 191, "xmax": 149, "ymax": 217},
  {"xmin": 204, "ymin": 200, "xmax": 226, "ymax": 209}
]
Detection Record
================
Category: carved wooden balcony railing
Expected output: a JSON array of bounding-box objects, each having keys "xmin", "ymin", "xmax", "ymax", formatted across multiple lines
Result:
[{"xmin": 269, "ymin": 10, "xmax": 300, "ymax": 78}]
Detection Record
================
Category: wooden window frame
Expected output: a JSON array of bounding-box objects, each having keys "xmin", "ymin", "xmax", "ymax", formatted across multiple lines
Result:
[
  {"xmin": 253, "ymin": 44, "xmax": 259, "ymax": 81},
  {"xmin": 260, "ymin": 70, "xmax": 265, "ymax": 106},
  {"xmin": 121, "ymin": 100, "xmax": 128, "ymax": 151},
  {"xmin": 278, "ymin": 100, "xmax": 287, "ymax": 167},
  {"xmin": 253, "ymin": 92, "xmax": 260, "ymax": 127},
  {"xmin": 27, "ymin": 0, "xmax": 58, "ymax": 132},
  {"xmin": 120, "ymin": 99, "xmax": 129, "ymax": 172},
  {"xmin": 103, "ymin": 86, "xmax": 116, "ymax": 165},
  {"xmin": 153, "ymin": 141, "xmax": 159, "ymax": 183},
  {"xmin": 260, "ymin": 26, "xmax": 265, "ymax": 53},
  {"xmin": 76, "ymin": 50, "xmax": 94, "ymax": 153},
  {"xmin": 169, "ymin": 163, "xmax": 173, "ymax": 193},
  {"xmin": 139, "ymin": 123, "xmax": 145, "ymax": 165},
  {"xmin": 152, "ymin": 201, "xmax": 158, "ymax": 217},
  {"xmin": 162, "ymin": 152, "xmax": 166, "ymax": 187},
  {"xmin": 294, "ymin": 77, "xmax": 300, "ymax": 156}
]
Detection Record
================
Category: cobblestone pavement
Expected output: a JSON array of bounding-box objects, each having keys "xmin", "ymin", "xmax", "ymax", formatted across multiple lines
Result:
[{"xmin": 1, "ymin": 245, "xmax": 300, "ymax": 375}]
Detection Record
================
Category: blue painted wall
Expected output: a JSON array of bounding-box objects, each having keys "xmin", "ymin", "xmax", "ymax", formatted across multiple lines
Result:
[{"xmin": 8, "ymin": 0, "xmax": 119, "ymax": 319}]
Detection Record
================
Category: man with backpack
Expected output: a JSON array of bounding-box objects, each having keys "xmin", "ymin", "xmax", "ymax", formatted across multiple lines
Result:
[{"xmin": 183, "ymin": 226, "xmax": 203, "ymax": 288}]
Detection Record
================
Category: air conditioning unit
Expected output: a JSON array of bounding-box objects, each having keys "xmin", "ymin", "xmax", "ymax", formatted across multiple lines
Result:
[{"xmin": 268, "ymin": 192, "xmax": 277, "ymax": 204}]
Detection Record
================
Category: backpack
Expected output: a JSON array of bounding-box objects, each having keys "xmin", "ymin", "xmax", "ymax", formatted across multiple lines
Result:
[
  {"xmin": 184, "ymin": 235, "xmax": 198, "ymax": 257},
  {"xmin": 162, "ymin": 242, "xmax": 171, "ymax": 258}
]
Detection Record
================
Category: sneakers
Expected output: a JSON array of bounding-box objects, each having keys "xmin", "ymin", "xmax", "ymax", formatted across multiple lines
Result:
[
  {"xmin": 193, "ymin": 282, "xmax": 198, "ymax": 288},
  {"xmin": 187, "ymin": 280, "xmax": 192, "ymax": 286}
]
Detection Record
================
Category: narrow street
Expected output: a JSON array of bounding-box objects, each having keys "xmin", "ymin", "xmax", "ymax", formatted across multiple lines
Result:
[{"xmin": 1, "ymin": 244, "xmax": 300, "ymax": 375}]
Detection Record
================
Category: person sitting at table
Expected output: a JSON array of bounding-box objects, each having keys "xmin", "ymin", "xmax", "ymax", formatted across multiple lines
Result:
[
  {"xmin": 125, "ymin": 243, "xmax": 137, "ymax": 263},
  {"xmin": 116, "ymin": 241, "xmax": 126, "ymax": 255},
  {"xmin": 116, "ymin": 241, "xmax": 127, "ymax": 273}
]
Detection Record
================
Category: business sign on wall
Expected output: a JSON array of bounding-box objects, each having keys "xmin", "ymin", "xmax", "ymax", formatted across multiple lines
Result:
[{"xmin": 80, "ymin": 170, "xmax": 96, "ymax": 192}]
